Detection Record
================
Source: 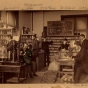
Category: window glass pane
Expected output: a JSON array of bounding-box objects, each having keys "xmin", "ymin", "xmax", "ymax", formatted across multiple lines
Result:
[{"xmin": 76, "ymin": 17, "xmax": 87, "ymax": 30}]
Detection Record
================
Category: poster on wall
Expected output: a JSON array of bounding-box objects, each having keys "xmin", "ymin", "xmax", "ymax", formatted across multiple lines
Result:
[
  {"xmin": 47, "ymin": 21, "xmax": 74, "ymax": 36},
  {"xmin": 22, "ymin": 26, "xmax": 30, "ymax": 34}
]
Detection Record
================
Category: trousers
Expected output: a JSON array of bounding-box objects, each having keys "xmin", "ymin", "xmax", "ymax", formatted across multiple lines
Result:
[
  {"xmin": 74, "ymin": 63, "xmax": 85, "ymax": 83},
  {"xmin": 44, "ymin": 52, "xmax": 50, "ymax": 66}
]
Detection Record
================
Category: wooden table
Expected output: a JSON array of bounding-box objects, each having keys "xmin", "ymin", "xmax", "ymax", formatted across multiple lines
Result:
[
  {"xmin": 0, "ymin": 64, "xmax": 27, "ymax": 83},
  {"xmin": 58, "ymin": 59, "xmax": 74, "ymax": 66},
  {"xmin": 58, "ymin": 59, "xmax": 74, "ymax": 83}
]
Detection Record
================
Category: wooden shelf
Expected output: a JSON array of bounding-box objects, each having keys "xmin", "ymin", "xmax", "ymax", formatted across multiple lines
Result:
[
  {"xmin": 21, "ymin": 34, "xmax": 34, "ymax": 36},
  {"xmin": 0, "ymin": 34, "xmax": 11, "ymax": 35},
  {"xmin": 46, "ymin": 35, "xmax": 79, "ymax": 57},
  {"xmin": 59, "ymin": 71, "xmax": 74, "ymax": 74}
]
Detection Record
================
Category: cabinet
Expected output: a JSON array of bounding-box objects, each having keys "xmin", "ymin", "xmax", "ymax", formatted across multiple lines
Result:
[
  {"xmin": 0, "ymin": 28, "xmax": 13, "ymax": 60},
  {"xmin": 0, "ymin": 28, "xmax": 13, "ymax": 46},
  {"xmin": 46, "ymin": 36, "xmax": 79, "ymax": 57}
]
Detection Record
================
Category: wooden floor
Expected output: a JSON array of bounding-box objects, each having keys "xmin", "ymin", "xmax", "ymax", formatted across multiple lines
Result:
[{"xmin": 24, "ymin": 67, "xmax": 88, "ymax": 84}]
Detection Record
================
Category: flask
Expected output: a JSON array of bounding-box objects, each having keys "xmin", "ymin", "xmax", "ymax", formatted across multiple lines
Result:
[
  {"xmin": 78, "ymin": 31, "xmax": 80, "ymax": 35},
  {"xmin": 74, "ymin": 31, "xmax": 77, "ymax": 35}
]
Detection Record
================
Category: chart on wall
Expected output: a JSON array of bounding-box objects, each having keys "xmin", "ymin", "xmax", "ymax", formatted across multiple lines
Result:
[{"xmin": 47, "ymin": 21, "xmax": 74, "ymax": 36}]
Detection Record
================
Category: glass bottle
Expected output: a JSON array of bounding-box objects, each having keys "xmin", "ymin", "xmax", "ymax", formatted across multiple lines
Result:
[
  {"xmin": 74, "ymin": 31, "xmax": 77, "ymax": 35},
  {"xmin": 78, "ymin": 31, "xmax": 80, "ymax": 36}
]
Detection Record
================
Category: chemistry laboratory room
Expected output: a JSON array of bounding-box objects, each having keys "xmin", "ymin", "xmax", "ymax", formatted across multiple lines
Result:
[{"xmin": 0, "ymin": 10, "xmax": 88, "ymax": 84}]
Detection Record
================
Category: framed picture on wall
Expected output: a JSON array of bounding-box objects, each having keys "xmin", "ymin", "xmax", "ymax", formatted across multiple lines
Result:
[
  {"xmin": 23, "ymin": 26, "xmax": 28, "ymax": 34},
  {"xmin": 47, "ymin": 21, "xmax": 74, "ymax": 36},
  {"xmin": 27, "ymin": 28, "xmax": 30, "ymax": 33}
]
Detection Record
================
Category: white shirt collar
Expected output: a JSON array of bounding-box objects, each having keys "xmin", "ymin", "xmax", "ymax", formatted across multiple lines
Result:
[
  {"xmin": 81, "ymin": 38, "xmax": 85, "ymax": 43},
  {"xmin": 82, "ymin": 38, "xmax": 85, "ymax": 41}
]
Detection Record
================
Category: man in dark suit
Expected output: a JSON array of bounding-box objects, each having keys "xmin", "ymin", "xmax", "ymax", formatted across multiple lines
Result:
[
  {"xmin": 74, "ymin": 34, "xmax": 88, "ymax": 83},
  {"xmin": 6, "ymin": 35, "xmax": 17, "ymax": 61},
  {"xmin": 42, "ymin": 37, "xmax": 53, "ymax": 66}
]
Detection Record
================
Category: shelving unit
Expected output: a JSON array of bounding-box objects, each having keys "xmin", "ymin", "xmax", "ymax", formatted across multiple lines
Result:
[
  {"xmin": 0, "ymin": 28, "xmax": 13, "ymax": 46},
  {"xmin": 0, "ymin": 28, "xmax": 13, "ymax": 60},
  {"xmin": 20, "ymin": 34, "xmax": 34, "ymax": 45},
  {"xmin": 46, "ymin": 36, "xmax": 79, "ymax": 57}
]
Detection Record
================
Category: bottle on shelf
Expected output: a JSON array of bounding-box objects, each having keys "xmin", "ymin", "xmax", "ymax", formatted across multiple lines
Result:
[
  {"xmin": 78, "ymin": 31, "xmax": 80, "ymax": 36},
  {"xmin": 74, "ymin": 31, "xmax": 77, "ymax": 36}
]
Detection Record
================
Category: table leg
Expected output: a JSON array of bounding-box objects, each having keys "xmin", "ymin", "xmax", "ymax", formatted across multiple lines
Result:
[
  {"xmin": 17, "ymin": 73, "xmax": 20, "ymax": 83},
  {"xmin": 2, "ymin": 72, "xmax": 4, "ymax": 83}
]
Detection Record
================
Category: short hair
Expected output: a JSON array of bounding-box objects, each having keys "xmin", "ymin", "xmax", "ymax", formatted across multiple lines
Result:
[
  {"xmin": 28, "ymin": 44, "xmax": 32, "ymax": 49},
  {"xmin": 63, "ymin": 38, "xmax": 67, "ymax": 41},
  {"xmin": 33, "ymin": 34, "xmax": 37, "ymax": 38},
  {"xmin": 80, "ymin": 34, "xmax": 85, "ymax": 38}
]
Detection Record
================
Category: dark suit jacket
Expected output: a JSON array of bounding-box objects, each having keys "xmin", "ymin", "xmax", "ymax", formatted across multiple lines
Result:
[
  {"xmin": 32, "ymin": 39, "xmax": 40, "ymax": 57},
  {"xmin": 7, "ymin": 40, "xmax": 17, "ymax": 51},
  {"xmin": 81, "ymin": 39, "xmax": 88, "ymax": 48},
  {"xmin": 42, "ymin": 41, "xmax": 53, "ymax": 53},
  {"xmin": 75, "ymin": 39, "xmax": 88, "ymax": 73}
]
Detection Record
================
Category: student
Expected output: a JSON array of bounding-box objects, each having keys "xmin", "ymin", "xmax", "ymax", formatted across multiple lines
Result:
[
  {"xmin": 32, "ymin": 34, "xmax": 40, "ymax": 74},
  {"xmin": 23, "ymin": 44, "xmax": 33, "ymax": 78},
  {"xmin": 42, "ymin": 37, "xmax": 53, "ymax": 66},
  {"xmin": 32, "ymin": 34, "xmax": 40, "ymax": 61},
  {"xmin": 59, "ymin": 38, "xmax": 69, "ymax": 51},
  {"xmin": 23, "ymin": 44, "xmax": 38, "ymax": 77}
]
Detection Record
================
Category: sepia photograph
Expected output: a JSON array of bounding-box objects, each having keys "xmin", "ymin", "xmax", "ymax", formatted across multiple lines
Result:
[{"xmin": 0, "ymin": 10, "xmax": 88, "ymax": 86}]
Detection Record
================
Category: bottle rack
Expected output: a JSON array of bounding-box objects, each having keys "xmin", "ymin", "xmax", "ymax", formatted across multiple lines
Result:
[
  {"xmin": 20, "ymin": 34, "xmax": 34, "ymax": 45},
  {"xmin": 0, "ymin": 28, "xmax": 13, "ymax": 46},
  {"xmin": 46, "ymin": 36, "xmax": 79, "ymax": 57},
  {"xmin": 0, "ymin": 28, "xmax": 13, "ymax": 60}
]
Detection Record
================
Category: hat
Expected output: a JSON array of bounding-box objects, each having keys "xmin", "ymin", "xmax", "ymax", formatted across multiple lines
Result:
[{"xmin": 80, "ymin": 34, "xmax": 85, "ymax": 37}]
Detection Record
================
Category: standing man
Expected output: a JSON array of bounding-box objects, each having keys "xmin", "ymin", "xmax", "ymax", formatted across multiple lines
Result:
[
  {"xmin": 59, "ymin": 38, "xmax": 69, "ymax": 51},
  {"xmin": 32, "ymin": 34, "xmax": 40, "ymax": 76},
  {"xmin": 32, "ymin": 34, "xmax": 40, "ymax": 61},
  {"xmin": 6, "ymin": 35, "xmax": 17, "ymax": 61},
  {"xmin": 74, "ymin": 34, "xmax": 88, "ymax": 83},
  {"xmin": 42, "ymin": 37, "xmax": 53, "ymax": 67}
]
